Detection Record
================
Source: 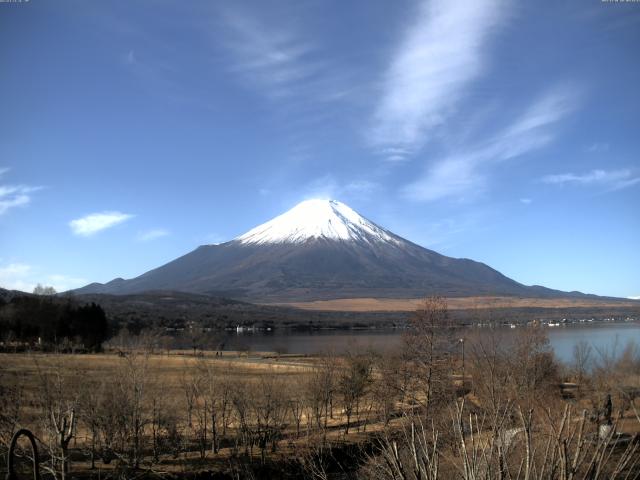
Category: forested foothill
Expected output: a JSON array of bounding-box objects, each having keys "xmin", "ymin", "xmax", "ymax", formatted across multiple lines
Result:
[
  {"xmin": 0, "ymin": 290, "xmax": 108, "ymax": 353},
  {"xmin": 3, "ymin": 288, "xmax": 638, "ymax": 352}
]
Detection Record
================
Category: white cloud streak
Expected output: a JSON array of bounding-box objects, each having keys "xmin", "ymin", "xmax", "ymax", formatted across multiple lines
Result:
[
  {"xmin": 370, "ymin": 0, "xmax": 507, "ymax": 160},
  {"xmin": 218, "ymin": 9, "xmax": 319, "ymax": 99},
  {"xmin": 136, "ymin": 229, "xmax": 169, "ymax": 242},
  {"xmin": 403, "ymin": 86, "xmax": 578, "ymax": 202},
  {"xmin": 301, "ymin": 175, "xmax": 380, "ymax": 202},
  {"xmin": 69, "ymin": 211, "xmax": 134, "ymax": 236},
  {"xmin": 541, "ymin": 169, "xmax": 640, "ymax": 190},
  {"xmin": 0, "ymin": 168, "xmax": 41, "ymax": 215},
  {"xmin": 586, "ymin": 142, "xmax": 610, "ymax": 153},
  {"xmin": 404, "ymin": 155, "xmax": 487, "ymax": 203}
]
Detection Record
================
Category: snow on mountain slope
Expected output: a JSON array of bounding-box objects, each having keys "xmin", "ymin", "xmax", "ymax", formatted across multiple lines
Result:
[{"xmin": 236, "ymin": 199, "xmax": 402, "ymax": 246}]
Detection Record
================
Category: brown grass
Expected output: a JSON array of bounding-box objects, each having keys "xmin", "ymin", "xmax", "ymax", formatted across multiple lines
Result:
[
  {"xmin": 0, "ymin": 351, "xmax": 393, "ymax": 476},
  {"xmin": 270, "ymin": 296, "xmax": 639, "ymax": 312},
  {"xmin": 3, "ymin": 349, "xmax": 640, "ymax": 478},
  {"xmin": 0, "ymin": 351, "xmax": 314, "ymax": 389}
]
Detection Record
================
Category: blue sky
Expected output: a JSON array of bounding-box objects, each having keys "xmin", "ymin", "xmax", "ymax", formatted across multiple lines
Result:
[{"xmin": 1, "ymin": 0, "xmax": 639, "ymax": 298}]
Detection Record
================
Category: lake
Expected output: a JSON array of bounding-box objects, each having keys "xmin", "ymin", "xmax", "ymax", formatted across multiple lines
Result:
[{"xmin": 220, "ymin": 322, "xmax": 640, "ymax": 364}]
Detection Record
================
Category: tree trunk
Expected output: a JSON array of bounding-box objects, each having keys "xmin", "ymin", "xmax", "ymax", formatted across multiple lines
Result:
[{"xmin": 211, "ymin": 412, "xmax": 218, "ymax": 454}]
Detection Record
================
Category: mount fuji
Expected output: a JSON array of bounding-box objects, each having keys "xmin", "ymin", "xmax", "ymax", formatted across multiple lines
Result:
[{"xmin": 74, "ymin": 199, "xmax": 583, "ymax": 301}]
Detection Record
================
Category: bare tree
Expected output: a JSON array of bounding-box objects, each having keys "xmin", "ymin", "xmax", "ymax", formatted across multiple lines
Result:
[
  {"xmin": 0, "ymin": 367, "xmax": 23, "ymax": 460},
  {"xmin": 366, "ymin": 400, "xmax": 640, "ymax": 480},
  {"xmin": 33, "ymin": 284, "xmax": 57, "ymax": 296},
  {"xmin": 78, "ymin": 379, "xmax": 105, "ymax": 469},
  {"xmin": 251, "ymin": 375, "xmax": 288, "ymax": 463},
  {"xmin": 149, "ymin": 378, "xmax": 181, "ymax": 461},
  {"xmin": 185, "ymin": 362, "xmax": 210, "ymax": 459},
  {"xmin": 468, "ymin": 328, "xmax": 512, "ymax": 425},
  {"xmin": 338, "ymin": 353, "xmax": 373, "ymax": 435},
  {"xmin": 572, "ymin": 339, "xmax": 593, "ymax": 385},
  {"xmin": 288, "ymin": 383, "xmax": 306, "ymax": 439},
  {"xmin": 181, "ymin": 368, "xmax": 199, "ymax": 430},
  {"xmin": 403, "ymin": 296, "xmax": 456, "ymax": 411},
  {"xmin": 216, "ymin": 369, "xmax": 234, "ymax": 442},
  {"xmin": 34, "ymin": 356, "xmax": 79, "ymax": 480},
  {"xmin": 305, "ymin": 353, "xmax": 338, "ymax": 441},
  {"xmin": 116, "ymin": 352, "xmax": 150, "ymax": 468},
  {"xmin": 200, "ymin": 359, "xmax": 220, "ymax": 455},
  {"xmin": 94, "ymin": 380, "xmax": 124, "ymax": 464},
  {"xmin": 230, "ymin": 378, "xmax": 254, "ymax": 458},
  {"xmin": 508, "ymin": 326, "xmax": 559, "ymax": 408},
  {"xmin": 372, "ymin": 352, "xmax": 403, "ymax": 426}
]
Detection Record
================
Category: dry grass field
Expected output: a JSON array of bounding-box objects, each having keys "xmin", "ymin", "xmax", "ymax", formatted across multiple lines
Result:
[
  {"xmin": 2, "ymin": 315, "xmax": 639, "ymax": 479},
  {"xmin": 0, "ymin": 350, "xmax": 404, "ymax": 478},
  {"xmin": 272, "ymin": 295, "xmax": 640, "ymax": 312}
]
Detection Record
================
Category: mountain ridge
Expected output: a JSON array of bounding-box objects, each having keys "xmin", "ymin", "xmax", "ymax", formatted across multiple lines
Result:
[{"xmin": 74, "ymin": 199, "xmax": 604, "ymax": 302}]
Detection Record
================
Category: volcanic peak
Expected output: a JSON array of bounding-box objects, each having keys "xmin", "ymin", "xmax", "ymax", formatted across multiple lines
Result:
[{"xmin": 235, "ymin": 199, "xmax": 400, "ymax": 246}]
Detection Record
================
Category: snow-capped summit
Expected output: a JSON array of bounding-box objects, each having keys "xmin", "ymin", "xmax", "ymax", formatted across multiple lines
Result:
[{"xmin": 236, "ymin": 199, "xmax": 399, "ymax": 246}]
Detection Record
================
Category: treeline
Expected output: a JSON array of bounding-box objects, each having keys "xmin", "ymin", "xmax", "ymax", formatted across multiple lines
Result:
[
  {"xmin": 0, "ymin": 294, "xmax": 108, "ymax": 351},
  {"xmin": 74, "ymin": 291, "xmax": 408, "ymax": 331}
]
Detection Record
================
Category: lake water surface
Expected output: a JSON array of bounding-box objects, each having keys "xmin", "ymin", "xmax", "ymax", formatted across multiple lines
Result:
[{"xmin": 221, "ymin": 323, "xmax": 640, "ymax": 364}]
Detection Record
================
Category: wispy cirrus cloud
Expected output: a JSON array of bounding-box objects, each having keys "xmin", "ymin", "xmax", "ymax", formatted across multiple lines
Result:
[
  {"xmin": 370, "ymin": 0, "xmax": 508, "ymax": 160},
  {"xmin": 136, "ymin": 229, "xmax": 169, "ymax": 242},
  {"xmin": 216, "ymin": 8, "xmax": 320, "ymax": 99},
  {"xmin": 301, "ymin": 175, "xmax": 380, "ymax": 202},
  {"xmin": 541, "ymin": 169, "xmax": 640, "ymax": 191},
  {"xmin": 0, "ymin": 168, "xmax": 42, "ymax": 215},
  {"xmin": 379, "ymin": 147, "xmax": 413, "ymax": 164},
  {"xmin": 586, "ymin": 142, "xmax": 610, "ymax": 153},
  {"xmin": 213, "ymin": 6, "xmax": 355, "ymax": 169},
  {"xmin": 403, "ymin": 86, "xmax": 579, "ymax": 202},
  {"xmin": 69, "ymin": 211, "xmax": 134, "ymax": 236},
  {"xmin": 404, "ymin": 154, "xmax": 487, "ymax": 203},
  {"xmin": 0, "ymin": 186, "xmax": 32, "ymax": 214}
]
